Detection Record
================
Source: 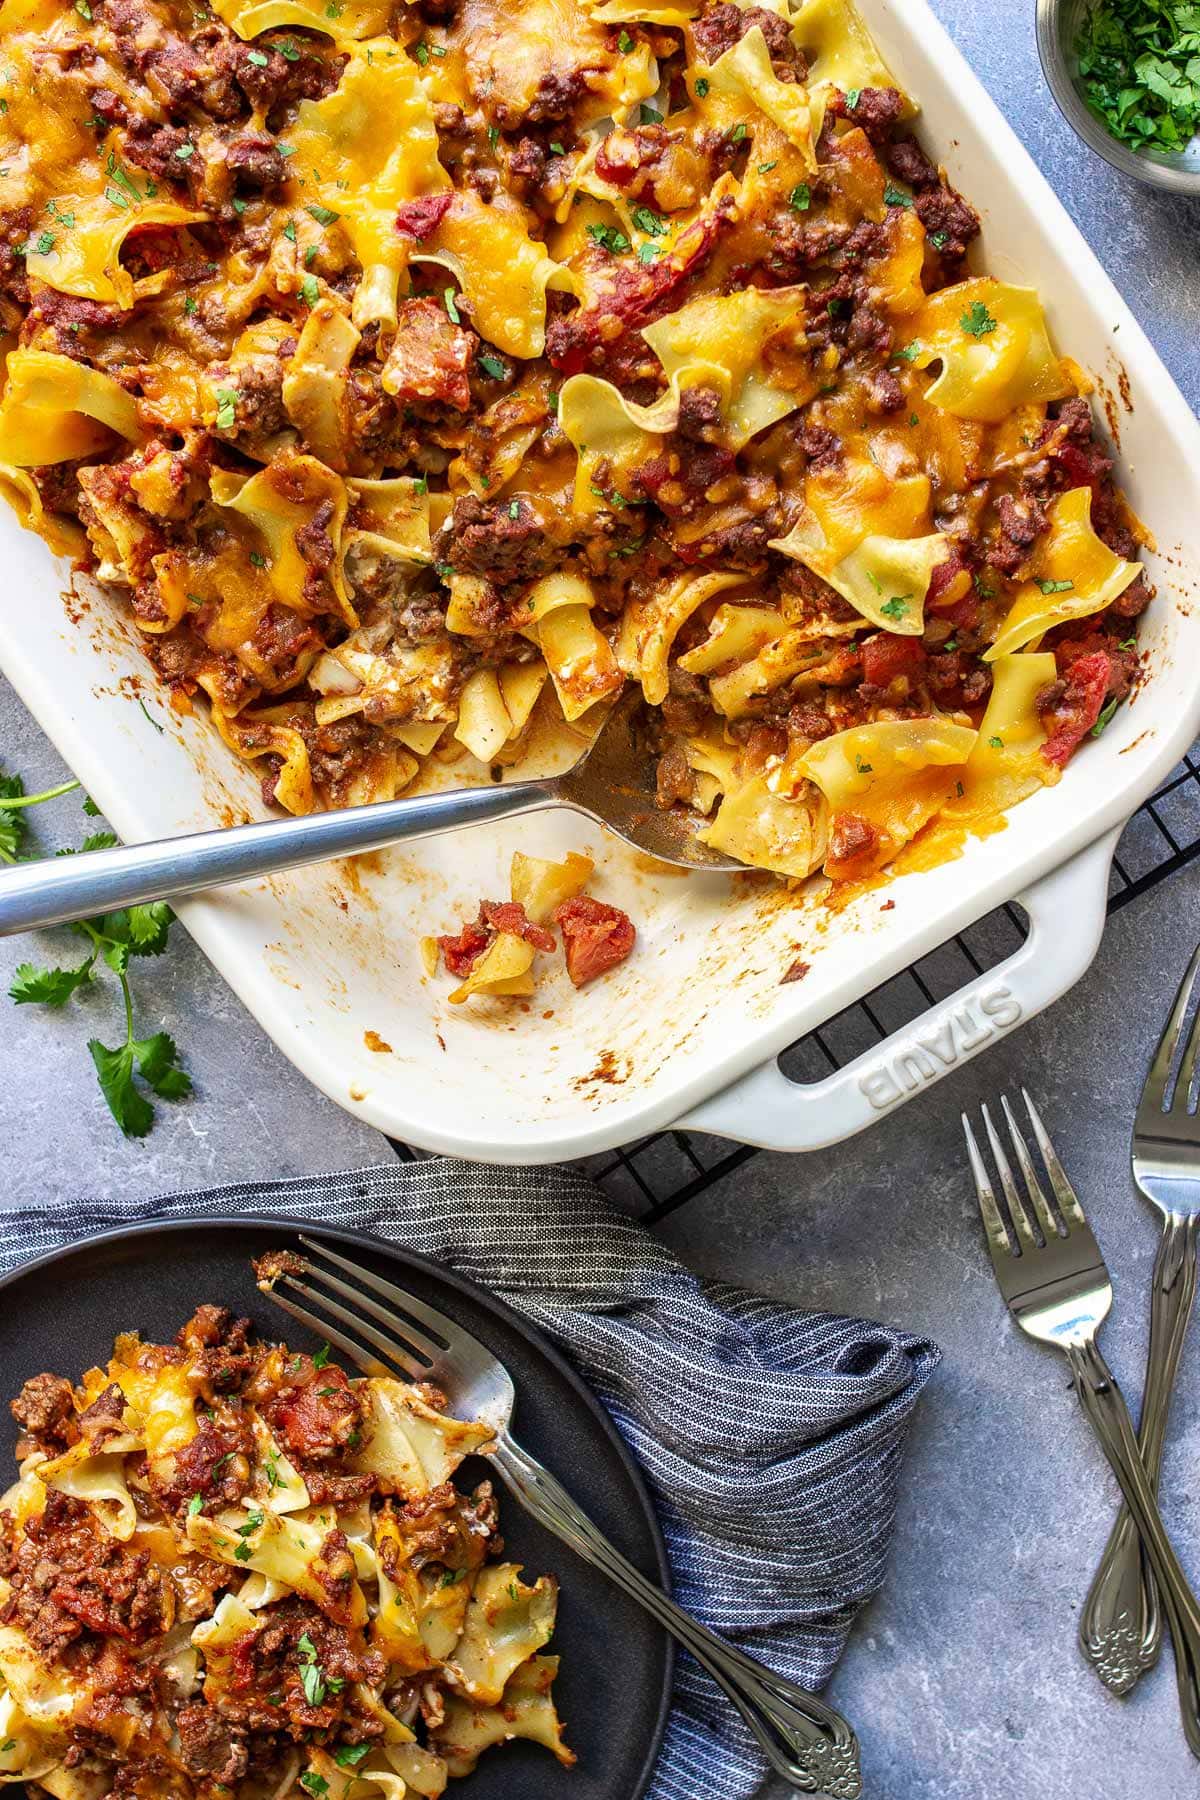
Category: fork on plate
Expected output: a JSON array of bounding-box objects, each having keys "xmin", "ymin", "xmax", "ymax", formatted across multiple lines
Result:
[
  {"xmin": 263, "ymin": 1235, "xmax": 864, "ymax": 1799},
  {"xmin": 1080, "ymin": 944, "xmax": 1200, "ymax": 1694},
  {"xmin": 963, "ymin": 1092, "xmax": 1200, "ymax": 1756}
]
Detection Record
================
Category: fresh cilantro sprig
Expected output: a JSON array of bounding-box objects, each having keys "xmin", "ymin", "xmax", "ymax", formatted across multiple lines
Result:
[
  {"xmin": 1076, "ymin": 2, "xmax": 1200, "ymax": 153},
  {"xmin": 1, "ymin": 772, "xmax": 192, "ymax": 1137}
]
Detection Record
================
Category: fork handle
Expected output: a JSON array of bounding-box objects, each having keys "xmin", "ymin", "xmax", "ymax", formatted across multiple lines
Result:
[
  {"xmin": 491, "ymin": 1436, "xmax": 863, "ymax": 1797},
  {"xmin": 1065, "ymin": 1335, "xmax": 1200, "ymax": 1758},
  {"xmin": 1079, "ymin": 1211, "xmax": 1198, "ymax": 1692}
]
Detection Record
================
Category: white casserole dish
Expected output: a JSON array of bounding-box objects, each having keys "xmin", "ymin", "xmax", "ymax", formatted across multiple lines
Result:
[{"xmin": 2, "ymin": 0, "xmax": 1198, "ymax": 1163}]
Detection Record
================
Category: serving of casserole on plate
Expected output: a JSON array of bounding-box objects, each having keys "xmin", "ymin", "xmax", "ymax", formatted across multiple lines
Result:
[
  {"xmin": 0, "ymin": 0, "xmax": 1197, "ymax": 1158},
  {"xmin": 0, "ymin": 1221, "xmax": 674, "ymax": 1799}
]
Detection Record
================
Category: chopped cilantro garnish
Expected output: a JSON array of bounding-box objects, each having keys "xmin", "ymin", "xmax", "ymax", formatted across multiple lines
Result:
[
  {"xmin": 895, "ymin": 341, "xmax": 922, "ymax": 362},
  {"xmin": 335, "ymin": 1746, "xmax": 370, "ymax": 1769},
  {"xmin": 854, "ymin": 754, "xmax": 873, "ymax": 774},
  {"xmin": 640, "ymin": 104, "xmax": 662, "ymax": 125},
  {"xmin": 845, "ymin": 86, "xmax": 861, "ymax": 108},
  {"xmin": 757, "ymin": 159, "xmax": 778, "ymax": 173},
  {"xmin": 232, "ymin": 197, "xmax": 247, "ymax": 215},
  {"xmin": 247, "ymin": 47, "xmax": 269, "ymax": 65},
  {"xmin": 1036, "ymin": 577, "xmax": 1074, "ymax": 594},
  {"xmin": 880, "ymin": 595, "xmax": 911, "ymax": 619},
  {"xmin": 413, "ymin": 474, "xmax": 428, "ymax": 494},
  {"xmin": 883, "ymin": 182, "xmax": 911, "ymax": 207},
  {"xmin": 478, "ymin": 351, "xmax": 507, "ymax": 378},
  {"xmin": 299, "ymin": 1774, "xmax": 329, "ymax": 1796},
  {"xmin": 618, "ymin": 28, "xmax": 633, "ymax": 51},
  {"xmin": 508, "ymin": 498, "xmax": 520, "ymax": 519},
  {"xmin": 33, "ymin": 230, "xmax": 54, "ymax": 254},
  {"xmin": 637, "ymin": 242, "xmax": 658, "ymax": 263},
  {"xmin": 487, "ymin": 125, "xmax": 499, "ymax": 148},
  {"xmin": 694, "ymin": 76, "xmax": 709, "ymax": 97},
  {"xmin": 413, "ymin": 39, "xmax": 429, "ymax": 63},
  {"xmin": 444, "ymin": 286, "xmax": 461, "ymax": 323},
  {"xmin": 549, "ymin": 140, "xmax": 567, "ymax": 153},
  {"xmin": 282, "ymin": 218, "xmax": 296, "ymax": 241},
  {"xmin": 75, "ymin": 0, "xmax": 92, "ymax": 18},
  {"xmin": 1092, "ymin": 696, "xmax": 1121, "ymax": 736},
  {"xmin": 174, "ymin": 143, "xmax": 195, "ymax": 161},
  {"xmin": 277, "ymin": 142, "xmax": 296, "ymax": 157},
  {"xmin": 307, "ymin": 202, "xmax": 339, "ymax": 225},
  {"xmin": 789, "ymin": 182, "xmax": 811, "ymax": 211},
  {"xmin": 728, "ymin": 120, "xmax": 747, "ymax": 142},
  {"xmin": 586, "ymin": 221, "xmax": 630, "ymax": 254},
  {"xmin": 988, "ymin": 735, "xmax": 1004, "ymax": 749},
  {"xmin": 960, "ymin": 299, "xmax": 997, "ymax": 337},
  {"xmin": 929, "ymin": 228, "xmax": 948, "ymax": 249},
  {"xmin": 1118, "ymin": 633, "xmax": 1137, "ymax": 651},
  {"xmin": 632, "ymin": 204, "xmax": 667, "ymax": 236},
  {"xmin": 278, "ymin": 36, "xmax": 300, "ymax": 59},
  {"xmin": 187, "ymin": 1494, "xmax": 204, "ymax": 1516},
  {"xmin": 313, "ymin": 1343, "xmax": 331, "ymax": 1369},
  {"xmin": 436, "ymin": 561, "xmax": 455, "ymax": 578},
  {"xmin": 304, "ymin": 245, "xmax": 317, "ymax": 267},
  {"xmin": 214, "ymin": 386, "xmax": 238, "ymax": 429}
]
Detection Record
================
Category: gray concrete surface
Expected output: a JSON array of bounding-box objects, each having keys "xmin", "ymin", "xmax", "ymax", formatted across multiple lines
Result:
[{"xmin": 1, "ymin": 2, "xmax": 1198, "ymax": 1796}]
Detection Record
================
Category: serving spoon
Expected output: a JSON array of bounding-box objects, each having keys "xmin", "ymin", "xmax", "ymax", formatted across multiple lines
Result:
[{"xmin": 0, "ymin": 687, "xmax": 739, "ymax": 937}]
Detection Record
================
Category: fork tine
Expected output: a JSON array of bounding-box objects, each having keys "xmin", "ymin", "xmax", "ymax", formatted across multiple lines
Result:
[
  {"xmin": 1002, "ymin": 1094, "xmax": 1062, "ymax": 1241},
  {"xmin": 279, "ymin": 1274, "xmax": 434, "ymax": 1379},
  {"xmin": 262, "ymin": 1286, "xmax": 396, "ymax": 1379},
  {"xmin": 963, "ymin": 1112, "xmax": 1017, "ymax": 1262},
  {"xmin": 299, "ymin": 1236, "xmax": 453, "ymax": 1350},
  {"xmin": 1171, "ymin": 979, "xmax": 1200, "ymax": 1117},
  {"xmin": 982, "ymin": 1102, "xmax": 1037, "ymax": 1249},
  {"xmin": 295, "ymin": 1260, "xmax": 444, "ymax": 1364},
  {"xmin": 1021, "ymin": 1087, "xmax": 1088, "ymax": 1231},
  {"xmin": 1143, "ymin": 942, "xmax": 1200, "ymax": 1113}
]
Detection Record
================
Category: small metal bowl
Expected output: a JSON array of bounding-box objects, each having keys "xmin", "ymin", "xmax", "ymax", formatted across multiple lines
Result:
[{"xmin": 1036, "ymin": 0, "xmax": 1200, "ymax": 194}]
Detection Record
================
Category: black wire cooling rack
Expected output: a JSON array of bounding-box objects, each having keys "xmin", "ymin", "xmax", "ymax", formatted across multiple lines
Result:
[{"xmin": 392, "ymin": 745, "xmax": 1200, "ymax": 1223}]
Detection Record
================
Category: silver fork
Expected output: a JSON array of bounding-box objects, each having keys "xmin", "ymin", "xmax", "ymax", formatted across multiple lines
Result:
[
  {"xmin": 963, "ymin": 1092, "xmax": 1200, "ymax": 1758},
  {"xmin": 1081, "ymin": 944, "xmax": 1200, "ymax": 1693},
  {"xmin": 262, "ymin": 1234, "xmax": 864, "ymax": 1799}
]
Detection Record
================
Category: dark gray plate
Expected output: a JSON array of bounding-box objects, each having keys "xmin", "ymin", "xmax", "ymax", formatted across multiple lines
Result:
[{"xmin": 0, "ymin": 1216, "xmax": 672, "ymax": 1800}]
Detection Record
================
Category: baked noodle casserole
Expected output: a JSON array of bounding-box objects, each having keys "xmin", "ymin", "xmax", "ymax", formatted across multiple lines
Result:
[
  {"xmin": 0, "ymin": 0, "xmax": 1150, "ymax": 883},
  {"xmin": 0, "ymin": 1290, "xmax": 573, "ymax": 1795}
]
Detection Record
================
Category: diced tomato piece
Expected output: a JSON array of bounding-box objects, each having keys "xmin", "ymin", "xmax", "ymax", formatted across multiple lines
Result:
[
  {"xmin": 437, "ymin": 919, "xmax": 490, "ymax": 978},
  {"xmin": 264, "ymin": 1364, "xmax": 361, "ymax": 1461},
  {"xmin": 480, "ymin": 899, "xmax": 556, "ymax": 954},
  {"xmin": 395, "ymin": 193, "xmax": 453, "ymax": 241},
  {"xmin": 437, "ymin": 899, "xmax": 555, "ymax": 976},
  {"xmin": 553, "ymin": 896, "xmax": 635, "ymax": 986},
  {"xmin": 1040, "ymin": 650, "xmax": 1110, "ymax": 767},
  {"xmin": 861, "ymin": 634, "xmax": 927, "ymax": 688},
  {"xmin": 545, "ymin": 199, "xmax": 733, "ymax": 374}
]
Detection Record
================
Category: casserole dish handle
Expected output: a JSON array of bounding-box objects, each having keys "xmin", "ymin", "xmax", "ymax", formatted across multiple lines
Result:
[{"xmin": 677, "ymin": 826, "xmax": 1120, "ymax": 1152}]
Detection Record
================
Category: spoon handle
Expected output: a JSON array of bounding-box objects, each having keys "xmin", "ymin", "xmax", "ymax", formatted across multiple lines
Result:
[{"xmin": 0, "ymin": 779, "xmax": 552, "ymax": 935}]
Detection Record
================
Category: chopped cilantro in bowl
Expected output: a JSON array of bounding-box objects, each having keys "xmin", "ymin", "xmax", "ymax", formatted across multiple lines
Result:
[
  {"xmin": 1038, "ymin": 0, "xmax": 1200, "ymax": 190},
  {"xmin": 1076, "ymin": 0, "xmax": 1200, "ymax": 153}
]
